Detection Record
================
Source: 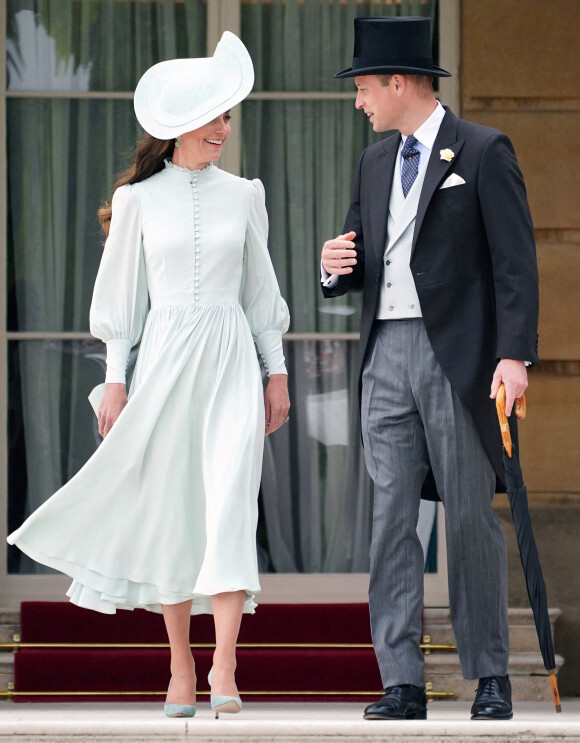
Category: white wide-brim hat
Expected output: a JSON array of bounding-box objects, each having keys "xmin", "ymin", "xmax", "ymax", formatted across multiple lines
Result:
[{"xmin": 134, "ymin": 31, "xmax": 254, "ymax": 140}]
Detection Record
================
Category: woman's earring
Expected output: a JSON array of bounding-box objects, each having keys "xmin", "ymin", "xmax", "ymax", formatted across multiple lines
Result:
[{"xmin": 175, "ymin": 137, "xmax": 181, "ymax": 148}]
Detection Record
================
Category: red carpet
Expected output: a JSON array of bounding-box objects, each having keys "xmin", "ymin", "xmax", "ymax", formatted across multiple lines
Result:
[{"xmin": 13, "ymin": 602, "xmax": 382, "ymax": 702}]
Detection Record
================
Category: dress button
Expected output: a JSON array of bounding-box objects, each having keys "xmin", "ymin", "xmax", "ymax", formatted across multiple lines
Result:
[
  {"xmin": 409, "ymin": 304, "xmax": 414, "ymax": 309},
  {"xmin": 386, "ymin": 260, "xmax": 391, "ymax": 266},
  {"xmin": 387, "ymin": 282, "xmax": 392, "ymax": 288},
  {"xmin": 388, "ymin": 305, "xmax": 394, "ymax": 311}
]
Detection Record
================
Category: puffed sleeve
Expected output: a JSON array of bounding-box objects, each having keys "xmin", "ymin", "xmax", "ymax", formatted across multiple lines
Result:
[
  {"xmin": 89, "ymin": 184, "xmax": 149, "ymax": 383},
  {"xmin": 240, "ymin": 179, "xmax": 290, "ymax": 375}
]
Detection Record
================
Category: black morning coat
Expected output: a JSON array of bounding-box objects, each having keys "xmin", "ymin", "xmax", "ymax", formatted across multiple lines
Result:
[{"xmin": 322, "ymin": 108, "xmax": 540, "ymax": 501}]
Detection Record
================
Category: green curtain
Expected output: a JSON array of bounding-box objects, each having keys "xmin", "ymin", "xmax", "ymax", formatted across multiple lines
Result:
[
  {"xmin": 6, "ymin": 0, "xmax": 206, "ymax": 573},
  {"xmin": 241, "ymin": 0, "xmax": 437, "ymax": 572},
  {"xmin": 6, "ymin": 0, "xmax": 437, "ymax": 575},
  {"xmin": 7, "ymin": 0, "xmax": 206, "ymax": 92},
  {"xmin": 241, "ymin": 0, "xmax": 436, "ymax": 333}
]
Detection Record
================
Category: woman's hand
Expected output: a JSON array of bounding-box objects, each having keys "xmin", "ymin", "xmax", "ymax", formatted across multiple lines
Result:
[
  {"xmin": 264, "ymin": 374, "xmax": 290, "ymax": 436},
  {"xmin": 98, "ymin": 383, "xmax": 128, "ymax": 438}
]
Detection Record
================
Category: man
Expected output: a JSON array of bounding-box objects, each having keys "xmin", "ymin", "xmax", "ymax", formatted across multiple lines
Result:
[{"xmin": 321, "ymin": 17, "xmax": 539, "ymax": 721}]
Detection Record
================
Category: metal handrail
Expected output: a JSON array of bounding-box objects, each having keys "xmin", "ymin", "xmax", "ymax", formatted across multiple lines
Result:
[
  {"xmin": 0, "ymin": 638, "xmax": 457, "ymax": 652},
  {"xmin": 0, "ymin": 684, "xmax": 454, "ymax": 700}
]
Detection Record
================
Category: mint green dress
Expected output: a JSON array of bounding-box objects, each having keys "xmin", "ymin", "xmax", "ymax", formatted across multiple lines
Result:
[{"xmin": 8, "ymin": 161, "xmax": 290, "ymax": 615}]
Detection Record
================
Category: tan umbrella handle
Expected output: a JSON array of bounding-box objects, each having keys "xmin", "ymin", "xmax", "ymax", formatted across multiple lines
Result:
[{"xmin": 495, "ymin": 383, "xmax": 526, "ymax": 458}]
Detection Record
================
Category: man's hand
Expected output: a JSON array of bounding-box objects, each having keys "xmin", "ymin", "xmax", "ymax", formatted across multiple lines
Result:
[
  {"xmin": 490, "ymin": 359, "xmax": 528, "ymax": 417},
  {"xmin": 321, "ymin": 231, "xmax": 357, "ymax": 276},
  {"xmin": 98, "ymin": 383, "xmax": 128, "ymax": 438},
  {"xmin": 265, "ymin": 374, "xmax": 290, "ymax": 436}
]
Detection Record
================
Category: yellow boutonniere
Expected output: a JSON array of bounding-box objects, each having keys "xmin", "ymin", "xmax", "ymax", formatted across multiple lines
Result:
[{"xmin": 440, "ymin": 148, "xmax": 455, "ymax": 162}]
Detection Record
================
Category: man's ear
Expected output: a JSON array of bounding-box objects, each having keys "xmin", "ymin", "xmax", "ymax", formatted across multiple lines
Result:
[
  {"xmin": 391, "ymin": 75, "xmax": 406, "ymax": 95},
  {"xmin": 392, "ymin": 74, "xmax": 405, "ymax": 94}
]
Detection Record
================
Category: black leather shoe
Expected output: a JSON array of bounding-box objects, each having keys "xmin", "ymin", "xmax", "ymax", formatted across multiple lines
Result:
[
  {"xmin": 471, "ymin": 675, "xmax": 513, "ymax": 720},
  {"xmin": 364, "ymin": 684, "xmax": 427, "ymax": 720}
]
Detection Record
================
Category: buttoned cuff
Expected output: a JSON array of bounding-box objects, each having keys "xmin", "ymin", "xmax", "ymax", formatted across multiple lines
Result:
[
  {"xmin": 256, "ymin": 330, "xmax": 287, "ymax": 376},
  {"xmin": 105, "ymin": 339, "xmax": 132, "ymax": 384}
]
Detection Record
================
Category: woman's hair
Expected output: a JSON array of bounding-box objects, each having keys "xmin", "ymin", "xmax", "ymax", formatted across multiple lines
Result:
[{"xmin": 98, "ymin": 133, "xmax": 175, "ymax": 236}]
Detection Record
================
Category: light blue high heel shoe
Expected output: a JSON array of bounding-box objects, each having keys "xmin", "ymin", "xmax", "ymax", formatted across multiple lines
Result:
[
  {"xmin": 164, "ymin": 677, "xmax": 197, "ymax": 718},
  {"xmin": 208, "ymin": 667, "xmax": 242, "ymax": 719}
]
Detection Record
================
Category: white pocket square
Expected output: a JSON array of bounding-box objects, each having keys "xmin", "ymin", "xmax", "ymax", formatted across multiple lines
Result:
[
  {"xmin": 88, "ymin": 383, "xmax": 106, "ymax": 416},
  {"xmin": 440, "ymin": 173, "xmax": 466, "ymax": 189}
]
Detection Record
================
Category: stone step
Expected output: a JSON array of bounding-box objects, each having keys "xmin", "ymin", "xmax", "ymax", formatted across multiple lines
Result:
[
  {"xmin": 422, "ymin": 608, "xmax": 564, "ymax": 702},
  {"xmin": 0, "ymin": 653, "xmax": 13, "ymax": 693},
  {"xmin": 0, "ymin": 609, "xmax": 19, "ymax": 644},
  {"xmin": 0, "ymin": 606, "xmax": 564, "ymax": 703},
  {"xmin": 1, "ymin": 606, "xmax": 560, "ymax": 649},
  {"xmin": 0, "ymin": 701, "xmax": 578, "ymax": 743},
  {"xmin": 423, "ymin": 607, "xmax": 561, "ymax": 653},
  {"xmin": 424, "ymin": 652, "xmax": 565, "ymax": 701},
  {"xmin": 425, "ymin": 651, "xmax": 564, "ymax": 678},
  {"xmin": 1, "ymin": 649, "xmax": 563, "ymax": 703}
]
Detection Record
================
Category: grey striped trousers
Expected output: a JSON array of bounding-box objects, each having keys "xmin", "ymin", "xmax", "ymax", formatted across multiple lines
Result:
[{"xmin": 361, "ymin": 318, "xmax": 509, "ymax": 687}]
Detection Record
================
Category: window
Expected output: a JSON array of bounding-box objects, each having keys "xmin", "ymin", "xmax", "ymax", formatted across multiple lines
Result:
[{"xmin": 2, "ymin": 0, "xmax": 450, "ymax": 603}]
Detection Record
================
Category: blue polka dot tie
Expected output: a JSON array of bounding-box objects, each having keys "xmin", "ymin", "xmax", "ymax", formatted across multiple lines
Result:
[{"xmin": 401, "ymin": 134, "xmax": 420, "ymax": 198}]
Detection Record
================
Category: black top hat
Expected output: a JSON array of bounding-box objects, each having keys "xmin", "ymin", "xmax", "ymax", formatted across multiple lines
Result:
[{"xmin": 335, "ymin": 16, "xmax": 451, "ymax": 79}]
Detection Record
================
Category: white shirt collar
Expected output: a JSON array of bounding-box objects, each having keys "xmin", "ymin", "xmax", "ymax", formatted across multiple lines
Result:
[{"xmin": 401, "ymin": 101, "xmax": 445, "ymax": 153}]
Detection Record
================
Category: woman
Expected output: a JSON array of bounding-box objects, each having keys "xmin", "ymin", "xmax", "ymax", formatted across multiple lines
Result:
[{"xmin": 7, "ymin": 32, "xmax": 290, "ymax": 719}]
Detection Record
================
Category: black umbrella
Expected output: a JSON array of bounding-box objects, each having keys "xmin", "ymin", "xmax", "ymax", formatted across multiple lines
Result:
[{"xmin": 496, "ymin": 383, "xmax": 561, "ymax": 713}]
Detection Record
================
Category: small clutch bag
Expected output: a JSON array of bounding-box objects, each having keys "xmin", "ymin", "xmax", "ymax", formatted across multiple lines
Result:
[{"xmin": 88, "ymin": 383, "xmax": 106, "ymax": 417}]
